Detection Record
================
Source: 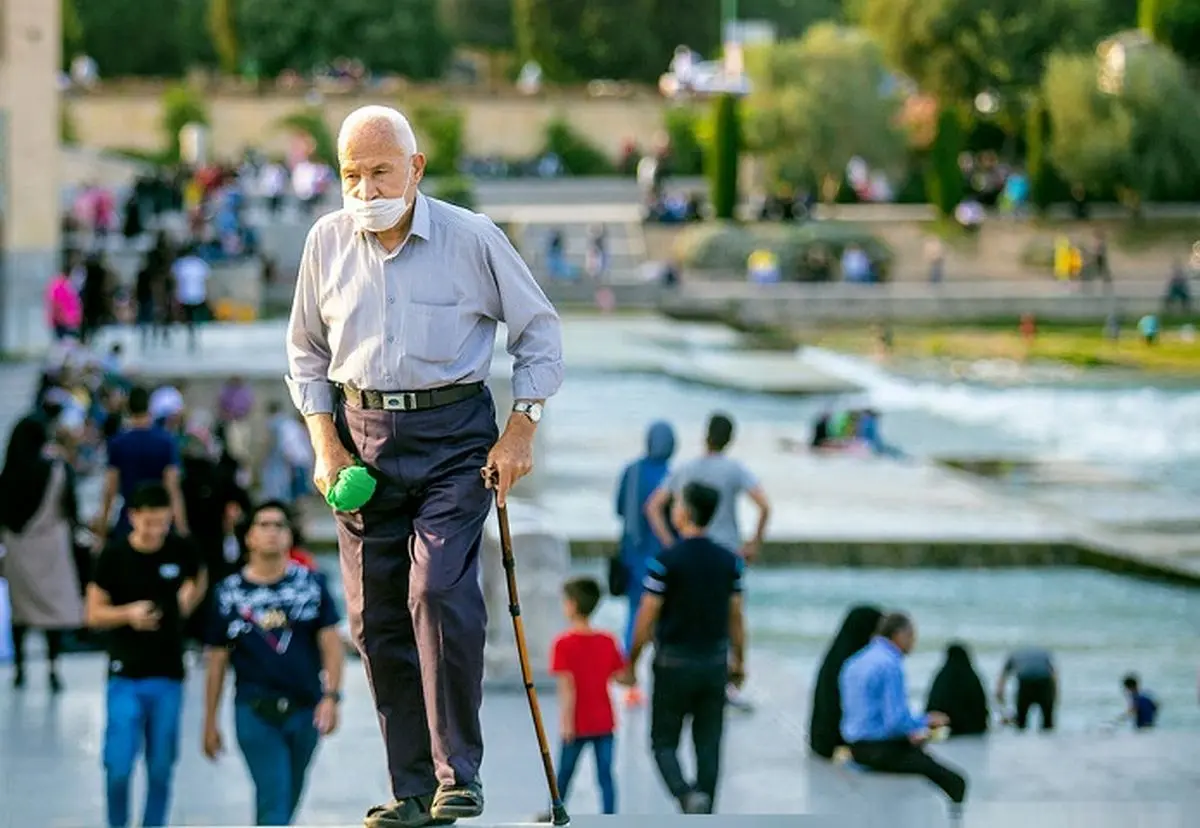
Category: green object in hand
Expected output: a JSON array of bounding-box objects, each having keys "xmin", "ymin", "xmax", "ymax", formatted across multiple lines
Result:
[{"xmin": 325, "ymin": 465, "xmax": 377, "ymax": 512}]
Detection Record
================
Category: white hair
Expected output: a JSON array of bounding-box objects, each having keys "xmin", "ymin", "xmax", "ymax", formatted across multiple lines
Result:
[{"xmin": 337, "ymin": 105, "xmax": 419, "ymax": 157}]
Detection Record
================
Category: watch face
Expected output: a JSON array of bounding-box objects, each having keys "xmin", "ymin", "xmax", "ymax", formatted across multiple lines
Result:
[{"xmin": 518, "ymin": 402, "xmax": 543, "ymax": 422}]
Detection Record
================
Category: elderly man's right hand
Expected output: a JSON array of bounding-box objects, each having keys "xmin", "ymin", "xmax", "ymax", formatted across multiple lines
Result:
[{"xmin": 313, "ymin": 440, "xmax": 356, "ymax": 496}]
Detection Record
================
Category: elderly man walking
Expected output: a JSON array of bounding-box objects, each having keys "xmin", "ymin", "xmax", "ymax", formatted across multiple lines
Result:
[{"xmin": 285, "ymin": 105, "xmax": 564, "ymax": 828}]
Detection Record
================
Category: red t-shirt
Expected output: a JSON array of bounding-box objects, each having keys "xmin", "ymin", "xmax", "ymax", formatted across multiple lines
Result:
[{"xmin": 550, "ymin": 629, "xmax": 625, "ymax": 738}]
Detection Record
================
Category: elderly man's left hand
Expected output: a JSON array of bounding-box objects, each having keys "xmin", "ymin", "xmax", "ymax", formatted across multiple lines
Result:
[{"xmin": 483, "ymin": 418, "xmax": 535, "ymax": 507}]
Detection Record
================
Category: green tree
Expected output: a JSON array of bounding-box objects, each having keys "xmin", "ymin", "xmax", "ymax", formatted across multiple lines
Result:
[
  {"xmin": 76, "ymin": 0, "xmax": 214, "ymax": 77},
  {"xmin": 62, "ymin": 0, "xmax": 85, "ymax": 67},
  {"xmin": 439, "ymin": 0, "xmax": 514, "ymax": 52},
  {"xmin": 235, "ymin": 0, "xmax": 451, "ymax": 79},
  {"xmin": 1042, "ymin": 44, "xmax": 1200, "ymax": 206},
  {"xmin": 926, "ymin": 106, "xmax": 964, "ymax": 216},
  {"xmin": 1154, "ymin": 0, "xmax": 1200, "ymax": 64},
  {"xmin": 855, "ymin": 0, "xmax": 1104, "ymax": 102},
  {"xmin": 709, "ymin": 94, "xmax": 741, "ymax": 219},
  {"xmin": 208, "ymin": 0, "xmax": 239, "ymax": 75},
  {"xmin": 740, "ymin": 0, "xmax": 845, "ymax": 38},
  {"xmin": 513, "ymin": 0, "xmax": 657, "ymax": 82},
  {"xmin": 743, "ymin": 25, "xmax": 906, "ymax": 202}
]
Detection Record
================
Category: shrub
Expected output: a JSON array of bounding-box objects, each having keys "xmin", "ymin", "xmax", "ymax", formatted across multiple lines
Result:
[
  {"xmin": 675, "ymin": 221, "xmax": 895, "ymax": 281},
  {"xmin": 161, "ymin": 83, "xmax": 210, "ymax": 163},
  {"xmin": 664, "ymin": 105, "xmax": 704, "ymax": 176},
  {"xmin": 276, "ymin": 108, "xmax": 337, "ymax": 169},
  {"xmin": 432, "ymin": 176, "xmax": 477, "ymax": 211},
  {"xmin": 926, "ymin": 104, "xmax": 963, "ymax": 218},
  {"xmin": 542, "ymin": 118, "xmax": 613, "ymax": 175},
  {"xmin": 417, "ymin": 105, "xmax": 465, "ymax": 177}
]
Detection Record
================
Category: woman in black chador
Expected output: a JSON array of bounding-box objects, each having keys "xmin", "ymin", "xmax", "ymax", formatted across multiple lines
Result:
[
  {"xmin": 809, "ymin": 605, "xmax": 883, "ymax": 759},
  {"xmin": 926, "ymin": 642, "xmax": 990, "ymax": 736}
]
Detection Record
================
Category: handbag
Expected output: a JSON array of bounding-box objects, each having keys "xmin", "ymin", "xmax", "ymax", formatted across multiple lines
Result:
[{"xmin": 607, "ymin": 554, "xmax": 629, "ymax": 597}]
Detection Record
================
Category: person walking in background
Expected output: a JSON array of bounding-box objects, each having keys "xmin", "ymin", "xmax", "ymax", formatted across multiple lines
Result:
[
  {"xmin": 203, "ymin": 501, "xmax": 344, "ymax": 826},
  {"xmin": 171, "ymin": 244, "xmax": 211, "ymax": 353},
  {"xmin": 544, "ymin": 577, "xmax": 625, "ymax": 818},
  {"xmin": 80, "ymin": 252, "xmax": 110, "ymax": 344},
  {"xmin": 0, "ymin": 416, "xmax": 84, "ymax": 692},
  {"xmin": 622, "ymin": 482, "xmax": 746, "ymax": 815},
  {"xmin": 86, "ymin": 483, "xmax": 204, "ymax": 828},
  {"xmin": 996, "ymin": 646, "xmax": 1057, "ymax": 731},
  {"xmin": 644, "ymin": 412, "xmax": 769, "ymax": 711},
  {"xmin": 95, "ymin": 386, "xmax": 190, "ymax": 545},
  {"xmin": 926, "ymin": 642, "xmax": 990, "ymax": 737},
  {"xmin": 840, "ymin": 613, "xmax": 967, "ymax": 822},
  {"xmin": 809, "ymin": 605, "xmax": 884, "ymax": 759},
  {"xmin": 1119, "ymin": 674, "xmax": 1159, "ymax": 730},
  {"xmin": 46, "ymin": 265, "xmax": 83, "ymax": 340},
  {"xmin": 613, "ymin": 420, "xmax": 676, "ymax": 705}
]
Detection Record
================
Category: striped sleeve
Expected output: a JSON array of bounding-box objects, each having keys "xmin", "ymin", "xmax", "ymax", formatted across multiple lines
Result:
[{"xmin": 643, "ymin": 554, "xmax": 669, "ymax": 595}]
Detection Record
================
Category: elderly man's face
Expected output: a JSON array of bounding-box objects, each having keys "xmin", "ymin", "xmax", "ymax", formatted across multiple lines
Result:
[{"xmin": 339, "ymin": 123, "xmax": 424, "ymax": 202}]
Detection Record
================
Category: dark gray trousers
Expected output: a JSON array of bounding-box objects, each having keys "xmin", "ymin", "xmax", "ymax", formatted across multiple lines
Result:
[{"xmin": 334, "ymin": 389, "xmax": 497, "ymax": 799}]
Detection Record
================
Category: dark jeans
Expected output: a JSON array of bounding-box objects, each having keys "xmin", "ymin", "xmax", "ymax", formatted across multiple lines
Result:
[
  {"xmin": 650, "ymin": 657, "xmax": 728, "ymax": 811},
  {"xmin": 235, "ymin": 702, "xmax": 320, "ymax": 825},
  {"xmin": 11, "ymin": 626, "xmax": 64, "ymax": 668},
  {"xmin": 849, "ymin": 739, "xmax": 968, "ymax": 804},
  {"xmin": 1016, "ymin": 677, "xmax": 1056, "ymax": 731},
  {"xmin": 334, "ymin": 389, "xmax": 497, "ymax": 799},
  {"xmin": 558, "ymin": 734, "xmax": 616, "ymax": 814}
]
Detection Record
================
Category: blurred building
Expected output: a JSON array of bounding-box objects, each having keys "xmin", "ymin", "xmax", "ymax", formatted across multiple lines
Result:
[{"xmin": 0, "ymin": 0, "xmax": 60, "ymax": 352}]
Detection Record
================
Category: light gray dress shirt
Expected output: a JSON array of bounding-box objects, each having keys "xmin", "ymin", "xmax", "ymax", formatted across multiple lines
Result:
[{"xmin": 285, "ymin": 192, "xmax": 564, "ymax": 415}]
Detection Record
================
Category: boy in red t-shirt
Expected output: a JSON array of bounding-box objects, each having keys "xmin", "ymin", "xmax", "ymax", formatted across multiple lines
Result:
[{"xmin": 547, "ymin": 577, "xmax": 627, "ymax": 815}]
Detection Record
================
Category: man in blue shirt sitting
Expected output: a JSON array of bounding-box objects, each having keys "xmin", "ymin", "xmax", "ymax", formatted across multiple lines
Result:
[{"xmin": 840, "ymin": 612, "xmax": 967, "ymax": 815}]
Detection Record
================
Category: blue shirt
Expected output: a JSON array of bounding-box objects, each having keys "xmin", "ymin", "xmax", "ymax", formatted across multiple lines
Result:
[
  {"xmin": 1130, "ymin": 691, "xmax": 1158, "ymax": 729},
  {"xmin": 207, "ymin": 565, "xmax": 340, "ymax": 707},
  {"xmin": 839, "ymin": 637, "xmax": 928, "ymax": 743},
  {"xmin": 107, "ymin": 425, "xmax": 179, "ymax": 521}
]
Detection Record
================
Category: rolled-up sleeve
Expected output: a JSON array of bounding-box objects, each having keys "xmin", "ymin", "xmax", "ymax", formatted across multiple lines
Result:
[
  {"xmin": 479, "ymin": 218, "xmax": 564, "ymax": 400},
  {"xmin": 284, "ymin": 231, "xmax": 336, "ymax": 415}
]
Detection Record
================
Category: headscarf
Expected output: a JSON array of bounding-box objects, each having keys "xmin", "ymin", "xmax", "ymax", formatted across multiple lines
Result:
[
  {"xmin": 0, "ymin": 416, "xmax": 53, "ymax": 535},
  {"xmin": 809, "ymin": 604, "xmax": 884, "ymax": 758},
  {"xmin": 926, "ymin": 641, "xmax": 989, "ymax": 736},
  {"xmin": 615, "ymin": 421, "xmax": 676, "ymax": 560}
]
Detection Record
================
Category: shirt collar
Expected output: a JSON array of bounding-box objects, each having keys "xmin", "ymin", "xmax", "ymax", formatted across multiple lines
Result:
[
  {"xmin": 873, "ymin": 636, "xmax": 903, "ymax": 659},
  {"xmin": 354, "ymin": 190, "xmax": 432, "ymax": 246}
]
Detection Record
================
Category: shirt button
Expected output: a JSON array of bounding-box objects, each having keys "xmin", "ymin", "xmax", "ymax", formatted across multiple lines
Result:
[
  {"xmin": 388, "ymin": 296, "xmax": 395, "ymax": 304},
  {"xmin": 387, "ymin": 335, "xmax": 395, "ymax": 343}
]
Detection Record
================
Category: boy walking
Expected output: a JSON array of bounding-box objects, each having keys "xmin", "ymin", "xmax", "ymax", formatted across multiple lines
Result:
[
  {"xmin": 202, "ymin": 501, "xmax": 345, "ymax": 826},
  {"xmin": 622, "ymin": 482, "xmax": 746, "ymax": 814},
  {"xmin": 546, "ymin": 577, "xmax": 626, "ymax": 816},
  {"xmin": 85, "ymin": 483, "xmax": 203, "ymax": 827}
]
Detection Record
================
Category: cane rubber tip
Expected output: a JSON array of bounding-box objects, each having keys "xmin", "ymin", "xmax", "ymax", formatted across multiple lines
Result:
[{"xmin": 551, "ymin": 804, "xmax": 571, "ymax": 826}]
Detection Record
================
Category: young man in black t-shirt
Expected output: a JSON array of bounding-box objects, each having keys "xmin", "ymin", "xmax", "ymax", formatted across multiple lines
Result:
[
  {"xmin": 86, "ymin": 482, "xmax": 202, "ymax": 828},
  {"xmin": 620, "ymin": 481, "xmax": 746, "ymax": 815},
  {"xmin": 202, "ymin": 500, "xmax": 344, "ymax": 827}
]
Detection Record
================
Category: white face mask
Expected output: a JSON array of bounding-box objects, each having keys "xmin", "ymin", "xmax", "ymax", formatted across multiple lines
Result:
[{"xmin": 343, "ymin": 191, "xmax": 409, "ymax": 233}]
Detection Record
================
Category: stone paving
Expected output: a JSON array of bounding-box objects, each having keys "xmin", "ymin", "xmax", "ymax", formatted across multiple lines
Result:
[{"xmin": 1, "ymin": 652, "xmax": 1198, "ymax": 828}]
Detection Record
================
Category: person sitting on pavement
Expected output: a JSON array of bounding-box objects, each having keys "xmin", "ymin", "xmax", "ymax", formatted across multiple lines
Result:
[
  {"xmin": 840, "ymin": 612, "xmax": 968, "ymax": 821},
  {"xmin": 926, "ymin": 642, "xmax": 990, "ymax": 737},
  {"xmin": 809, "ymin": 604, "xmax": 884, "ymax": 760},
  {"xmin": 1120, "ymin": 673, "xmax": 1159, "ymax": 730}
]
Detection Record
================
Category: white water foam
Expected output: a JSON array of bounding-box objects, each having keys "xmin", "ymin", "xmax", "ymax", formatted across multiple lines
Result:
[{"xmin": 799, "ymin": 346, "xmax": 1200, "ymax": 467}]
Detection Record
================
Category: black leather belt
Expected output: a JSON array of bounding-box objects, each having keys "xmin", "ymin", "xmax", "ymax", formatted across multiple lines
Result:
[{"xmin": 340, "ymin": 382, "xmax": 484, "ymax": 412}]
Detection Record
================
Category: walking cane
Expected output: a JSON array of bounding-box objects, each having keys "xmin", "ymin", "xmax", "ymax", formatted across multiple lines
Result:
[{"xmin": 482, "ymin": 466, "xmax": 571, "ymax": 827}]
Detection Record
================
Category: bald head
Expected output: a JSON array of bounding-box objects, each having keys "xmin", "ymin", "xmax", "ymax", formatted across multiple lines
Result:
[{"xmin": 337, "ymin": 105, "xmax": 419, "ymax": 159}]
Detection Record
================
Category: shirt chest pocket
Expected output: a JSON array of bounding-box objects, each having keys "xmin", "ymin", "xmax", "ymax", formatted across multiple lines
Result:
[{"xmin": 403, "ymin": 302, "xmax": 462, "ymax": 363}]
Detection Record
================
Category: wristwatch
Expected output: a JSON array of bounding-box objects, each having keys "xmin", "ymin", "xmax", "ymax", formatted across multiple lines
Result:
[
  {"xmin": 513, "ymin": 401, "xmax": 544, "ymax": 423},
  {"xmin": 323, "ymin": 691, "xmax": 342, "ymax": 703}
]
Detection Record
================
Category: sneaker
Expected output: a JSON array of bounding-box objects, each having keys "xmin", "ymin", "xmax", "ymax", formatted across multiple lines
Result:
[{"xmin": 681, "ymin": 791, "xmax": 711, "ymax": 814}]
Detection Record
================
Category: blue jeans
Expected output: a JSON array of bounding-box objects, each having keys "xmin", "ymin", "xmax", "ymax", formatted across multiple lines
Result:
[
  {"xmin": 103, "ymin": 677, "xmax": 184, "ymax": 827},
  {"xmin": 235, "ymin": 702, "xmax": 320, "ymax": 825},
  {"xmin": 558, "ymin": 734, "xmax": 616, "ymax": 814}
]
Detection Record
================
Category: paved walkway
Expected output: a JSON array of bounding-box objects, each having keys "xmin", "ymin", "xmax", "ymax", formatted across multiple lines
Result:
[{"xmin": 1, "ymin": 652, "xmax": 1197, "ymax": 827}]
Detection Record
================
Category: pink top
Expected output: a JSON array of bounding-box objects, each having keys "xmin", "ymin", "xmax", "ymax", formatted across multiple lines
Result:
[{"xmin": 46, "ymin": 275, "xmax": 82, "ymax": 328}]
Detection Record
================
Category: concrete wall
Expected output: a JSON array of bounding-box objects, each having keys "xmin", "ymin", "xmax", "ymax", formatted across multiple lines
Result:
[
  {"xmin": 0, "ymin": 0, "xmax": 60, "ymax": 353},
  {"xmin": 66, "ymin": 90, "xmax": 667, "ymax": 162}
]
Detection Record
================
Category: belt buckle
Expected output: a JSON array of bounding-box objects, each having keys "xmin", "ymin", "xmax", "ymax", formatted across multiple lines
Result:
[{"xmin": 382, "ymin": 392, "xmax": 418, "ymax": 411}]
